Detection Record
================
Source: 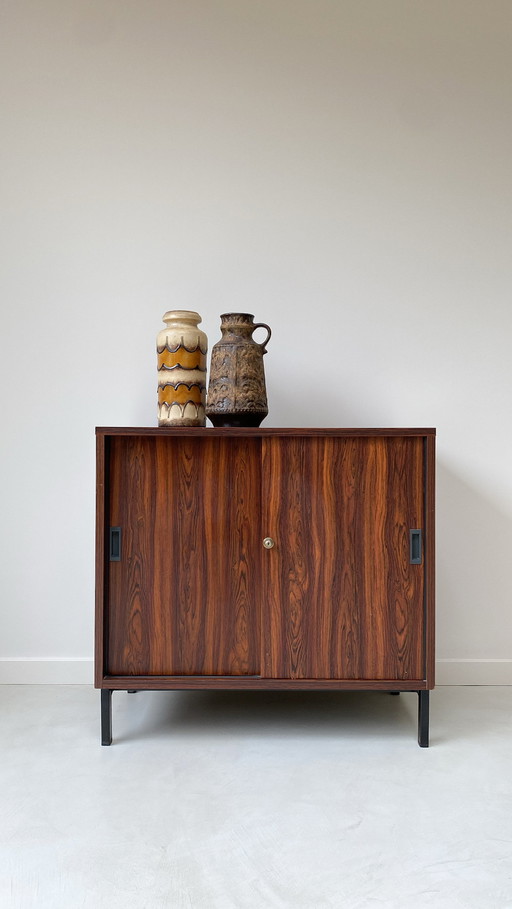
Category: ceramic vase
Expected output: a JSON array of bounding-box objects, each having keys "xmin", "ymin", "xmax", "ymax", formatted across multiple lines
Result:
[
  {"xmin": 206, "ymin": 313, "xmax": 271, "ymax": 427},
  {"xmin": 157, "ymin": 310, "xmax": 208, "ymax": 426}
]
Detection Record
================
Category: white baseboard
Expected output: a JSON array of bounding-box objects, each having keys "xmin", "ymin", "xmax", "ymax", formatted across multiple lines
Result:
[
  {"xmin": 0, "ymin": 658, "xmax": 511, "ymax": 685},
  {"xmin": 435, "ymin": 659, "xmax": 512, "ymax": 685},
  {"xmin": 0, "ymin": 659, "xmax": 94, "ymax": 684}
]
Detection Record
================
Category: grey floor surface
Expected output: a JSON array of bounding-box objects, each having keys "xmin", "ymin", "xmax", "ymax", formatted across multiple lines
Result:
[{"xmin": 1, "ymin": 685, "xmax": 511, "ymax": 908}]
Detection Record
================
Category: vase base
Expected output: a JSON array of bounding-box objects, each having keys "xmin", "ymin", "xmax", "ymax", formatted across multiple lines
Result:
[
  {"xmin": 158, "ymin": 419, "xmax": 207, "ymax": 428},
  {"xmin": 207, "ymin": 413, "xmax": 267, "ymax": 428}
]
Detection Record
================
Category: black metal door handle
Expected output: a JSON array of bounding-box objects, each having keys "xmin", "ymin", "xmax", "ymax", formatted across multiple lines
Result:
[
  {"xmin": 109, "ymin": 527, "xmax": 121, "ymax": 561},
  {"xmin": 409, "ymin": 529, "xmax": 422, "ymax": 564}
]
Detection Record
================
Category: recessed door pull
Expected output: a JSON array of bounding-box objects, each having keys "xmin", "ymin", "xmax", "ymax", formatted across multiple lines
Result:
[
  {"xmin": 410, "ymin": 529, "xmax": 422, "ymax": 564},
  {"xmin": 109, "ymin": 527, "xmax": 122, "ymax": 561}
]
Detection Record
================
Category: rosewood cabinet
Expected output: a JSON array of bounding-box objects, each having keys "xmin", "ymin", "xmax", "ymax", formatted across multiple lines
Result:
[{"xmin": 95, "ymin": 428, "xmax": 435, "ymax": 746}]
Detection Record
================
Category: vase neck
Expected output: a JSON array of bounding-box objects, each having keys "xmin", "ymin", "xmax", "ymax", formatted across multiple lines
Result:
[
  {"xmin": 163, "ymin": 310, "xmax": 201, "ymax": 328},
  {"xmin": 220, "ymin": 313, "xmax": 255, "ymax": 337}
]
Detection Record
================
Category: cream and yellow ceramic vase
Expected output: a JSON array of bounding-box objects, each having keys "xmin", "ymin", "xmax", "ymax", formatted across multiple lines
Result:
[{"xmin": 157, "ymin": 311, "xmax": 208, "ymax": 426}]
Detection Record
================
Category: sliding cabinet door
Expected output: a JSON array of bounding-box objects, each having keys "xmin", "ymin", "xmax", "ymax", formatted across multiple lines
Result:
[
  {"xmin": 262, "ymin": 436, "xmax": 425, "ymax": 681},
  {"xmin": 106, "ymin": 435, "xmax": 262, "ymax": 676}
]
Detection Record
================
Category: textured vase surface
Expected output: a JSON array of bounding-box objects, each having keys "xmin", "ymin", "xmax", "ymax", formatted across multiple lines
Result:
[
  {"xmin": 157, "ymin": 310, "xmax": 208, "ymax": 426},
  {"xmin": 206, "ymin": 313, "xmax": 271, "ymax": 427}
]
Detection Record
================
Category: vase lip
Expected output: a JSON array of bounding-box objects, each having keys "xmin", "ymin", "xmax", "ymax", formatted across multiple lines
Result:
[
  {"xmin": 162, "ymin": 310, "xmax": 202, "ymax": 324},
  {"xmin": 220, "ymin": 312, "xmax": 254, "ymax": 320}
]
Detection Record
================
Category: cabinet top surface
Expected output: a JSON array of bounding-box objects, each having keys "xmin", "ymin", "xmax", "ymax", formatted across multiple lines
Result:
[{"xmin": 96, "ymin": 426, "xmax": 436, "ymax": 437}]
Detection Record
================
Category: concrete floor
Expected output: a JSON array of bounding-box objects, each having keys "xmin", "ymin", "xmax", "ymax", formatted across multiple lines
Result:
[{"xmin": 1, "ymin": 685, "xmax": 511, "ymax": 908}]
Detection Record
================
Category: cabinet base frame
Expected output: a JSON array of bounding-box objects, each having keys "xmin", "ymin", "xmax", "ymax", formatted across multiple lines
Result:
[{"xmin": 99, "ymin": 684, "xmax": 432, "ymax": 748}]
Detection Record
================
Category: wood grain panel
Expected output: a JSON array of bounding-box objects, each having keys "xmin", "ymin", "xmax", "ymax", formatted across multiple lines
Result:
[
  {"xmin": 94, "ymin": 433, "xmax": 107, "ymax": 687},
  {"xmin": 107, "ymin": 437, "xmax": 157, "ymax": 675},
  {"xmin": 102, "ymin": 676, "xmax": 428, "ymax": 691},
  {"xmin": 107, "ymin": 436, "xmax": 261, "ymax": 676},
  {"xmin": 424, "ymin": 433, "xmax": 436, "ymax": 687},
  {"xmin": 262, "ymin": 436, "xmax": 425, "ymax": 680},
  {"xmin": 97, "ymin": 427, "xmax": 435, "ymax": 437}
]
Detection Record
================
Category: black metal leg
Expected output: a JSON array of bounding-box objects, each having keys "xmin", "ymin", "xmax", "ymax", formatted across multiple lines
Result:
[
  {"xmin": 101, "ymin": 689, "xmax": 113, "ymax": 745},
  {"xmin": 418, "ymin": 690, "xmax": 429, "ymax": 747}
]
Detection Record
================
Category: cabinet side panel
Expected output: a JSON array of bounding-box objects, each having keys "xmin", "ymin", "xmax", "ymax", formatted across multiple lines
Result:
[
  {"xmin": 107, "ymin": 436, "xmax": 261, "ymax": 676},
  {"xmin": 95, "ymin": 433, "xmax": 107, "ymax": 687},
  {"xmin": 262, "ymin": 436, "xmax": 425, "ymax": 681},
  {"xmin": 424, "ymin": 433, "xmax": 436, "ymax": 687}
]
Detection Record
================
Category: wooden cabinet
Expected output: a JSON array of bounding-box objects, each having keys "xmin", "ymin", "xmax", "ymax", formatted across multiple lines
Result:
[{"xmin": 95, "ymin": 428, "xmax": 435, "ymax": 745}]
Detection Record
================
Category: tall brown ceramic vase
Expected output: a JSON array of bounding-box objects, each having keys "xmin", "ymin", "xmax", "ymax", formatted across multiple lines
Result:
[
  {"xmin": 157, "ymin": 310, "xmax": 208, "ymax": 426},
  {"xmin": 206, "ymin": 313, "xmax": 271, "ymax": 427}
]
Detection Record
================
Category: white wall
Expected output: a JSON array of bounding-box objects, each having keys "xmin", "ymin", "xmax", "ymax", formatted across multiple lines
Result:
[{"xmin": 1, "ymin": 0, "xmax": 511, "ymax": 683}]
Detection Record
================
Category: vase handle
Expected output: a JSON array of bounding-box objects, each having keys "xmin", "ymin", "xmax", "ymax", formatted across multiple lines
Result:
[{"xmin": 252, "ymin": 323, "xmax": 271, "ymax": 351}]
